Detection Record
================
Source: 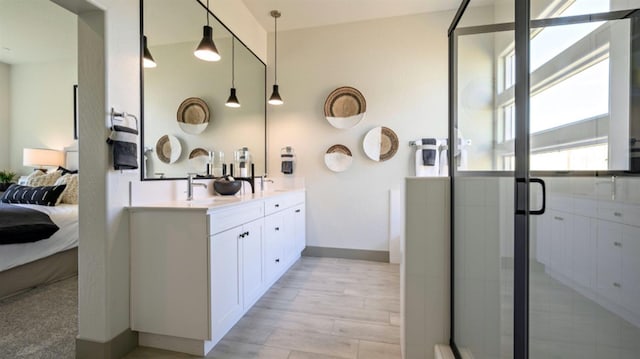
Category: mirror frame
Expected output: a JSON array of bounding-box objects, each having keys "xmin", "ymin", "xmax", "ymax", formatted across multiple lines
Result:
[{"xmin": 139, "ymin": 0, "xmax": 267, "ymax": 181}]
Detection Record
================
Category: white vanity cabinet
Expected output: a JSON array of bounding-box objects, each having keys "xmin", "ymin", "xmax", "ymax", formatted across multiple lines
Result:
[
  {"xmin": 129, "ymin": 190, "xmax": 305, "ymax": 356},
  {"xmin": 263, "ymin": 191, "xmax": 306, "ymax": 285},
  {"xmin": 535, "ymin": 194, "xmax": 640, "ymax": 328}
]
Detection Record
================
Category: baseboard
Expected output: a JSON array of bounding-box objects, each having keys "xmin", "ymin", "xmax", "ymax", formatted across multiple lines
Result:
[
  {"xmin": 302, "ymin": 246, "xmax": 389, "ymax": 262},
  {"xmin": 76, "ymin": 328, "xmax": 138, "ymax": 359}
]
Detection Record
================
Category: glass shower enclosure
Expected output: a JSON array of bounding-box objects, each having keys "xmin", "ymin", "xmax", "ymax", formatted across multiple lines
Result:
[{"xmin": 449, "ymin": 1, "xmax": 640, "ymax": 358}]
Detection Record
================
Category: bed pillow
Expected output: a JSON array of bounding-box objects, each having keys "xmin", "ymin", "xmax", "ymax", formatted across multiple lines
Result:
[
  {"xmin": 26, "ymin": 170, "xmax": 61, "ymax": 187},
  {"xmin": 0, "ymin": 184, "xmax": 67, "ymax": 207},
  {"xmin": 54, "ymin": 173, "xmax": 79, "ymax": 204}
]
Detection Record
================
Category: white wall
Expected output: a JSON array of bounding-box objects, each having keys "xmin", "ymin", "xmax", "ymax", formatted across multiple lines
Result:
[
  {"xmin": 65, "ymin": 0, "xmax": 267, "ymax": 346},
  {"xmin": 0, "ymin": 62, "xmax": 9, "ymax": 170},
  {"xmin": 9, "ymin": 61, "xmax": 77, "ymax": 174},
  {"xmin": 267, "ymin": 12, "xmax": 452, "ymax": 252}
]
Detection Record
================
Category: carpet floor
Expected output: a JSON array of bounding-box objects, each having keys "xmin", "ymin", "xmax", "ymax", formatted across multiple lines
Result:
[{"xmin": 0, "ymin": 276, "xmax": 77, "ymax": 358}]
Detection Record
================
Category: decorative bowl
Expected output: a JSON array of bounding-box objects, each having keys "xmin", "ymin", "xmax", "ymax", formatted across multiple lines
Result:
[{"xmin": 213, "ymin": 179, "xmax": 241, "ymax": 195}]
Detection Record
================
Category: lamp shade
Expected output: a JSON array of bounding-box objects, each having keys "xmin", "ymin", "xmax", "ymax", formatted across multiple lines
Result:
[
  {"xmin": 194, "ymin": 25, "xmax": 221, "ymax": 62},
  {"xmin": 143, "ymin": 35, "xmax": 157, "ymax": 68},
  {"xmin": 225, "ymin": 88, "xmax": 241, "ymax": 108},
  {"xmin": 23, "ymin": 148, "xmax": 64, "ymax": 168},
  {"xmin": 268, "ymin": 84, "xmax": 283, "ymax": 105}
]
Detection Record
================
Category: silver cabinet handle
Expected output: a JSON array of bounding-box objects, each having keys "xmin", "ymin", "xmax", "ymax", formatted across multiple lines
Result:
[
  {"xmin": 554, "ymin": 216, "xmax": 564, "ymax": 221},
  {"xmin": 614, "ymin": 242, "xmax": 622, "ymax": 247},
  {"xmin": 614, "ymin": 212, "xmax": 623, "ymax": 217},
  {"xmin": 613, "ymin": 282, "xmax": 622, "ymax": 288}
]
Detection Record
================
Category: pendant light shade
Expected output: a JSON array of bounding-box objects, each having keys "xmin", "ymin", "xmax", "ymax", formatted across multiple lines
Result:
[
  {"xmin": 268, "ymin": 85, "xmax": 283, "ymax": 105},
  {"xmin": 194, "ymin": 25, "xmax": 221, "ymax": 61},
  {"xmin": 226, "ymin": 38, "xmax": 241, "ymax": 108},
  {"xmin": 226, "ymin": 88, "xmax": 241, "ymax": 108},
  {"xmin": 268, "ymin": 10, "xmax": 283, "ymax": 106},
  {"xmin": 143, "ymin": 35, "xmax": 157, "ymax": 68},
  {"xmin": 194, "ymin": 0, "xmax": 220, "ymax": 62}
]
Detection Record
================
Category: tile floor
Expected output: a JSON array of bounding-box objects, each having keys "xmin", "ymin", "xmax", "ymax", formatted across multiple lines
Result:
[{"xmin": 124, "ymin": 257, "xmax": 401, "ymax": 359}]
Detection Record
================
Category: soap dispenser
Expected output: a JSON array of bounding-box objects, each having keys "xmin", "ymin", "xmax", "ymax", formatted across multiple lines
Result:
[
  {"xmin": 234, "ymin": 147, "xmax": 252, "ymax": 177},
  {"xmin": 280, "ymin": 146, "xmax": 295, "ymax": 175}
]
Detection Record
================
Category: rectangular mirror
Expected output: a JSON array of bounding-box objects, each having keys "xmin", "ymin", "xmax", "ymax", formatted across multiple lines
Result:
[{"xmin": 140, "ymin": 0, "xmax": 266, "ymax": 180}]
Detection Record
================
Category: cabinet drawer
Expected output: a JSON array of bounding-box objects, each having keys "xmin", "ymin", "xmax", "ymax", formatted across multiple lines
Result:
[
  {"xmin": 598, "ymin": 202, "xmax": 640, "ymax": 227},
  {"xmin": 264, "ymin": 191, "xmax": 305, "ymax": 215},
  {"xmin": 209, "ymin": 202, "xmax": 264, "ymax": 235}
]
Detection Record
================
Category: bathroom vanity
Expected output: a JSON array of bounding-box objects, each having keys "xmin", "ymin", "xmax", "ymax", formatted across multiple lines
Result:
[
  {"xmin": 535, "ymin": 192, "xmax": 640, "ymax": 328},
  {"xmin": 129, "ymin": 189, "xmax": 305, "ymax": 356}
]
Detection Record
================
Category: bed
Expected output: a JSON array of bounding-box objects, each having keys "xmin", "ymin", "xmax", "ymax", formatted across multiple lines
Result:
[{"xmin": 0, "ymin": 147, "xmax": 79, "ymax": 299}]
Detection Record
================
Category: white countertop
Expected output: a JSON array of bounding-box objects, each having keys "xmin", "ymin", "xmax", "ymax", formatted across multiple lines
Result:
[{"xmin": 128, "ymin": 188, "xmax": 305, "ymax": 212}]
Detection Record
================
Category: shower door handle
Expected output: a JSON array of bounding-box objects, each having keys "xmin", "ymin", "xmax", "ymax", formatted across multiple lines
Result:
[
  {"xmin": 530, "ymin": 178, "xmax": 546, "ymax": 215},
  {"xmin": 515, "ymin": 177, "xmax": 546, "ymax": 215}
]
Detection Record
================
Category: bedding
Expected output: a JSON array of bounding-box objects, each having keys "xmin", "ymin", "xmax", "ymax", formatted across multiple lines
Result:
[
  {"xmin": 0, "ymin": 203, "xmax": 78, "ymax": 272},
  {"xmin": 0, "ymin": 204, "xmax": 60, "ymax": 244}
]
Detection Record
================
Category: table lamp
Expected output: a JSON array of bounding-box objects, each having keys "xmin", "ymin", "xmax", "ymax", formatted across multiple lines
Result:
[{"xmin": 23, "ymin": 148, "xmax": 64, "ymax": 172}]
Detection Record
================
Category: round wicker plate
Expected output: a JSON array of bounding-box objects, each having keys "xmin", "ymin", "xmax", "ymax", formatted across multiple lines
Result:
[
  {"xmin": 363, "ymin": 126, "xmax": 398, "ymax": 162},
  {"xmin": 324, "ymin": 144, "xmax": 353, "ymax": 172},
  {"xmin": 177, "ymin": 97, "xmax": 210, "ymax": 134},
  {"xmin": 155, "ymin": 134, "xmax": 182, "ymax": 164},
  {"xmin": 323, "ymin": 87, "xmax": 366, "ymax": 129}
]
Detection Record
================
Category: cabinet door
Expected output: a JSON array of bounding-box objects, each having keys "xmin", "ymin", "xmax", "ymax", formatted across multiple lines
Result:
[
  {"xmin": 210, "ymin": 228, "xmax": 243, "ymax": 339},
  {"xmin": 264, "ymin": 212, "xmax": 284, "ymax": 283},
  {"xmin": 621, "ymin": 225, "xmax": 640, "ymax": 317},
  {"xmin": 282, "ymin": 208, "xmax": 296, "ymax": 264},
  {"xmin": 549, "ymin": 210, "xmax": 572, "ymax": 276},
  {"xmin": 596, "ymin": 220, "xmax": 623, "ymax": 305},
  {"xmin": 293, "ymin": 205, "xmax": 306, "ymax": 254},
  {"xmin": 571, "ymin": 215, "xmax": 596, "ymax": 289},
  {"xmin": 535, "ymin": 212, "xmax": 551, "ymax": 266},
  {"xmin": 242, "ymin": 219, "xmax": 264, "ymax": 309}
]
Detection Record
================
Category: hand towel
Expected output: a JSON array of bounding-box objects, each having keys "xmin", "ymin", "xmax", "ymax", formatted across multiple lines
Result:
[{"xmin": 106, "ymin": 114, "xmax": 139, "ymax": 170}]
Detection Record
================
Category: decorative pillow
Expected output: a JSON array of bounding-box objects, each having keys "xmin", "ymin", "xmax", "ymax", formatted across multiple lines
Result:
[
  {"xmin": 57, "ymin": 166, "xmax": 78, "ymax": 175},
  {"xmin": 0, "ymin": 184, "xmax": 67, "ymax": 206},
  {"xmin": 24, "ymin": 170, "xmax": 45, "ymax": 185},
  {"xmin": 26, "ymin": 170, "xmax": 61, "ymax": 187},
  {"xmin": 54, "ymin": 173, "xmax": 79, "ymax": 204}
]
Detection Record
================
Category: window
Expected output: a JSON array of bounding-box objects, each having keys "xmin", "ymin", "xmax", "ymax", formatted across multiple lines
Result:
[
  {"xmin": 495, "ymin": 0, "xmax": 613, "ymax": 171},
  {"xmin": 502, "ymin": 143, "xmax": 608, "ymax": 171},
  {"xmin": 530, "ymin": 58, "xmax": 609, "ymax": 133}
]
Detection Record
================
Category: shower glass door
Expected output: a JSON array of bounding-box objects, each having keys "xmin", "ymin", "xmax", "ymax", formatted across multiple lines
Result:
[
  {"xmin": 450, "ymin": 1, "xmax": 640, "ymax": 358},
  {"xmin": 527, "ymin": 1, "xmax": 640, "ymax": 358},
  {"xmin": 450, "ymin": 2, "xmax": 516, "ymax": 358}
]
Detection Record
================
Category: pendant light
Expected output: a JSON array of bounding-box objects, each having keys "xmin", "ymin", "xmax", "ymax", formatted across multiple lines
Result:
[
  {"xmin": 225, "ymin": 38, "xmax": 241, "ymax": 108},
  {"xmin": 194, "ymin": 0, "xmax": 221, "ymax": 62},
  {"xmin": 268, "ymin": 10, "xmax": 283, "ymax": 105},
  {"xmin": 143, "ymin": 35, "xmax": 157, "ymax": 68}
]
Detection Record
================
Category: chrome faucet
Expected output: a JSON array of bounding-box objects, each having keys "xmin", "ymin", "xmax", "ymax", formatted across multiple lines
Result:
[{"xmin": 187, "ymin": 173, "xmax": 207, "ymax": 201}]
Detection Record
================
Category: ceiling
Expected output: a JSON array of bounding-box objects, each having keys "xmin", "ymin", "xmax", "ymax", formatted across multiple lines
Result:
[
  {"xmin": 0, "ymin": 0, "xmax": 473, "ymax": 65},
  {"xmin": 240, "ymin": 0, "xmax": 466, "ymax": 32},
  {"xmin": 0, "ymin": 0, "xmax": 76, "ymax": 65}
]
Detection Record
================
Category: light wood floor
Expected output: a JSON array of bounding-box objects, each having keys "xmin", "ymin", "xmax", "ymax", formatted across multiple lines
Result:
[{"xmin": 124, "ymin": 256, "xmax": 401, "ymax": 359}]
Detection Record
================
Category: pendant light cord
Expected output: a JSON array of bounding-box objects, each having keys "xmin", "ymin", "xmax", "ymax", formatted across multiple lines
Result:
[
  {"xmin": 231, "ymin": 38, "xmax": 235, "ymax": 87},
  {"xmin": 274, "ymin": 15, "xmax": 278, "ymax": 84},
  {"xmin": 206, "ymin": 0, "xmax": 210, "ymax": 26}
]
